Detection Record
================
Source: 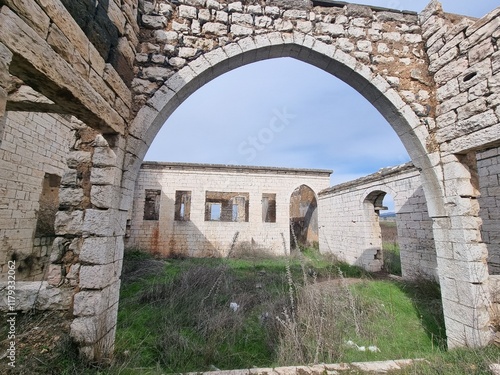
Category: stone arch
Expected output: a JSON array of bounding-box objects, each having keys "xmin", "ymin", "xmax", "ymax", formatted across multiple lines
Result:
[
  {"xmin": 124, "ymin": 36, "xmax": 442, "ymax": 215},
  {"xmin": 289, "ymin": 184, "xmax": 319, "ymax": 250}
]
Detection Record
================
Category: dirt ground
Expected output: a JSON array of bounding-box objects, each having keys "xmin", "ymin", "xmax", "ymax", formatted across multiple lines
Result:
[{"xmin": 0, "ymin": 309, "xmax": 73, "ymax": 374}]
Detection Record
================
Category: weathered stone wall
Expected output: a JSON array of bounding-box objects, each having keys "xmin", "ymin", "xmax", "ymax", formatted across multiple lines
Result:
[
  {"xmin": 0, "ymin": 0, "xmax": 138, "ymax": 134},
  {"xmin": 419, "ymin": 2, "xmax": 500, "ymax": 348},
  {"xmin": 477, "ymin": 147, "xmax": 500, "ymax": 275},
  {"xmin": 0, "ymin": 112, "xmax": 76, "ymax": 281},
  {"xmin": 127, "ymin": 162, "xmax": 331, "ymax": 256},
  {"xmin": 319, "ymin": 163, "xmax": 436, "ymax": 277}
]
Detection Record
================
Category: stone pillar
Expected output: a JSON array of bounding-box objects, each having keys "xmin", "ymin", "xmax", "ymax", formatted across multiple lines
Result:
[
  {"xmin": 0, "ymin": 41, "xmax": 12, "ymax": 144},
  {"xmin": 434, "ymin": 153, "xmax": 492, "ymax": 348},
  {"xmin": 70, "ymin": 133, "xmax": 126, "ymax": 360}
]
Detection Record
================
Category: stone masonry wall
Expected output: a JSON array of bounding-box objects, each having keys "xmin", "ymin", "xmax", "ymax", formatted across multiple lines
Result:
[
  {"xmin": 0, "ymin": 0, "xmax": 138, "ymax": 134},
  {"xmin": 131, "ymin": 0, "xmax": 435, "ymax": 115},
  {"xmin": 0, "ymin": 112, "xmax": 76, "ymax": 281},
  {"xmin": 477, "ymin": 147, "xmax": 500, "ymax": 275},
  {"xmin": 319, "ymin": 163, "xmax": 436, "ymax": 278},
  {"xmin": 420, "ymin": 1, "xmax": 500, "ymax": 347},
  {"xmin": 127, "ymin": 162, "xmax": 331, "ymax": 256}
]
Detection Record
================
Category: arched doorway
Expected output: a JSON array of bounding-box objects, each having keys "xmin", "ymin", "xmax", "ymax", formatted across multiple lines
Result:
[{"xmin": 289, "ymin": 185, "xmax": 319, "ymax": 251}]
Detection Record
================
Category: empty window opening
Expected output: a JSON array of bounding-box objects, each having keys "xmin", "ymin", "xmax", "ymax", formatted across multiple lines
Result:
[
  {"xmin": 175, "ymin": 191, "xmax": 191, "ymax": 221},
  {"xmin": 364, "ymin": 191, "xmax": 401, "ymax": 275},
  {"xmin": 205, "ymin": 191, "xmax": 249, "ymax": 222},
  {"xmin": 209, "ymin": 203, "xmax": 222, "ymax": 221},
  {"xmin": 35, "ymin": 173, "xmax": 61, "ymax": 237},
  {"xmin": 144, "ymin": 189, "xmax": 161, "ymax": 221},
  {"xmin": 262, "ymin": 193, "xmax": 276, "ymax": 223},
  {"xmin": 289, "ymin": 185, "xmax": 318, "ymax": 250}
]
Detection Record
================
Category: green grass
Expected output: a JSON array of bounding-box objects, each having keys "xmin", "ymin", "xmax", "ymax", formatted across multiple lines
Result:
[
  {"xmin": 383, "ymin": 242, "xmax": 402, "ymax": 276},
  {"xmin": 17, "ymin": 247, "xmax": 499, "ymax": 374},
  {"xmin": 109, "ymin": 247, "xmax": 451, "ymax": 372}
]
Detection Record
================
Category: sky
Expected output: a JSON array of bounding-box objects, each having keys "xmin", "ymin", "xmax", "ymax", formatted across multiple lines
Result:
[{"xmin": 145, "ymin": 0, "xmax": 498, "ymax": 196}]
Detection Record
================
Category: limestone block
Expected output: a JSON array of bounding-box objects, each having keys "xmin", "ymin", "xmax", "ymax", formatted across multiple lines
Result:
[
  {"xmin": 79, "ymin": 263, "xmax": 117, "ymax": 289},
  {"xmin": 381, "ymin": 32, "xmax": 401, "ymax": 42},
  {"xmin": 198, "ymin": 9, "xmax": 211, "ymax": 23},
  {"xmin": 93, "ymin": 146, "xmax": 117, "ymax": 168},
  {"xmin": 274, "ymin": 19, "xmax": 293, "ymax": 32},
  {"xmin": 82, "ymin": 209, "xmax": 116, "ymax": 237},
  {"xmin": 0, "ymin": 282, "xmax": 72, "ymax": 311},
  {"xmin": 456, "ymin": 98, "xmax": 487, "ymax": 121},
  {"xmin": 183, "ymin": 0, "xmax": 206, "ymax": 6},
  {"xmin": 103, "ymin": 64, "xmax": 132, "ymax": 109},
  {"xmin": 90, "ymin": 166, "xmax": 122, "ymax": 186},
  {"xmin": 232, "ymin": 13, "xmax": 253, "ymax": 25},
  {"xmin": 131, "ymin": 78, "xmax": 158, "ymax": 95},
  {"xmin": 215, "ymin": 11, "xmax": 228, "ymax": 24},
  {"xmin": 492, "ymin": 51, "xmax": 500, "ymax": 75},
  {"xmin": 283, "ymin": 10, "xmax": 307, "ymax": 19},
  {"xmin": 429, "ymin": 47, "xmax": 459, "ymax": 74},
  {"xmin": 91, "ymin": 185, "xmax": 120, "ymax": 209},
  {"xmin": 179, "ymin": 5, "xmax": 197, "ymax": 19},
  {"xmin": 47, "ymin": 264, "xmax": 62, "ymax": 286},
  {"xmin": 231, "ymin": 24, "xmax": 254, "ymax": 36},
  {"xmin": 357, "ymin": 40, "xmax": 372, "ymax": 53},
  {"xmin": 59, "ymin": 187, "xmax": 84, "ymax": 207},
  {"xmin": 207, "ymin": 0, "xmax": 221, "ymax": 10},
  {"xmin": 89, "ymin": 69, "xmax": 115, "ymax": 106},
  {"xmin": 151, "ymin": 54, "xmax": 165, "ymax": 64},
  {"xmin": 178, "ymin": 47, "xmax": 198, "ymax": 58},
  {"xmin": 141, "ymin": 66, "xmax": 173, "ymax": 80},
  {"xmin": 265, "ymin": 6, "xmax": 281, "ymax": 18},
  {"xmin": 142, "ymin": 15, "xmax": 167, "ymax": 29},
  {"xmin": 345, "ymin": 4, "xmax": 373, "ymax": 18},
  {"xmin": 66, "ymin": 263, "xmax": 80, "ymax": 286},
  {"xmin": 67, "ymin": 151, "xmax": 91, "ymax": 168},
  {"xmin": 169, "ymin": 57, "xmax": 187, "ymax": 68},
  {"xmin": 106, "ymin": 0, "xmax": 127, "ymax": 35},
  {"xmin": 228, "ymin": 2, "xmax": 243, "ymax": 13},
  {"xmin": 50, "ymin": 237, "xmax": 69, "ymax": 263},
  {"xmin": 70, "ymin": 316, "xmax": 98, "ymax": 344},
  {"xmin": 437, "ymin": 78, "xmax": 459, "ymax": 101},
  {"xmin": 247, "ymin": 5, "xmax": 262, "ymax": 15},
  {"xmin": 202, "ymin": 22, "xmax": 227, "ymax": 36},
  {"xmin": 418, "ymin": 0, "xmax": 442, "ymax": 25},
  {"xmin": 61, "ymin": 169, "xmax": 78, "ymax": 187},
  {"xmin": 73, "ymin": 290, "xmax": 106, "ymax": 316},
  {"xmin": 173, "ymin": 20, "xmax": 190, "ymax": 33},
  {"xmin": 255, "ymin": 16, "xmax": 273, "ymax": 28},
  {"xmin": 154, "ymin": 30, "xmax": 178, "ymax": 45},
  {"xmin": 316, "ymin": 23, "xmax": 344, "ymax": 37},
  {"xmin": 55, "ymin": 210, "xmax": 84, "ymax": 236}
]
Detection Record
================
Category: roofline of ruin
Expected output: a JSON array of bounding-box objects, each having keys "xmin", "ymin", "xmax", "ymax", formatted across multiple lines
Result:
[
  {"xmin": 140, "ymin": 161, "xmax": 333, "ymax": 176},
  {"xmin": 319, "ymin": 162, "xmax": 418, "ymax": 196}
]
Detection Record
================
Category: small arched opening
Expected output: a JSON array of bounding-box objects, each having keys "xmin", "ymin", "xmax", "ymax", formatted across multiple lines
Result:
[
  {"xmin": 362, "ymin": 190, "xmax": 400, "ymax": 274},
  {"xmin": 289, "ymin": 185, "xmax": 319, "ymax": 251}
]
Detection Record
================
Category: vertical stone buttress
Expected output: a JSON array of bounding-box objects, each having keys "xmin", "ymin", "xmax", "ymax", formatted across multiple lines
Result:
[
  {"xmin": 419, "ymin": 1, "xmax": 492, "ymax": 348},
  {"xmin": 71, "ymin": 133, "xmax": 126, "ymax": 360}
]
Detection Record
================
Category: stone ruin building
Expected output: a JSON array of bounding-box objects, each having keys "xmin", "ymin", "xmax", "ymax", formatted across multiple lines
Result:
[
  {"xmin": 0, "ymin": 0, "xmax": 499, "ymax": 361},
  {"xmin": 127, "ymin": 162, "xmax": 331, "ymax": 257}
]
